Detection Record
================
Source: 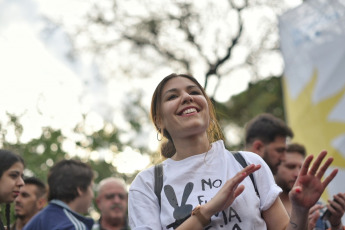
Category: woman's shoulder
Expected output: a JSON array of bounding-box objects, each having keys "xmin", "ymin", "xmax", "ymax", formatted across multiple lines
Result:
[
  {"xmin": 210, "ymin": 141, "xmax": 262, "ymax": 163},
  {"xmin": 232, "ymin": 150, "xmax": 267, "ymax": 165}
]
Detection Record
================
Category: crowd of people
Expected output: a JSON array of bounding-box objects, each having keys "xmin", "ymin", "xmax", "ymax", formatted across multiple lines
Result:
[
  {"xmin": 1, "ymin": 73, "xmax": 344, "ymax": 230},
  {"xmin": 0, "ymin": 154, "xmax": 130, "ymax": 230}
]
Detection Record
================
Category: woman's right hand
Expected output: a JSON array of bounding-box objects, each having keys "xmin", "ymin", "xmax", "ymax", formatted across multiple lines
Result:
[{"xmin": 202, "ymin": 164, "xmax": 262, "ymax": 218}]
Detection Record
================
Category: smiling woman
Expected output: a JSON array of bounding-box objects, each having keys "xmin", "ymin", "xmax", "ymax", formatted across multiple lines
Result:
[
  {"xmin": 0, "ymin": 149, "xmax": 25, "ymax": 230},
  {"xmin": 128, "ymin": 73, "xmax": 338, "ymax": 230}
]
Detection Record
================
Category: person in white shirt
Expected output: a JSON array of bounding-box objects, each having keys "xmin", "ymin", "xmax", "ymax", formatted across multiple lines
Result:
[{"xmin": 128, "ymin": 73, "xmax": 338, "ymax": 230}]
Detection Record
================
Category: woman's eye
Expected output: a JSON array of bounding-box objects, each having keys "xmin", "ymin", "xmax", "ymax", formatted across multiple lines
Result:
[
  {"xmin": 10, "ymin": 173, "xmax": 19, "ymax": 179},
  {"xmin": 167, "ymin": 95, "xmax": 177, "ymax": 100},
  {"xmin": 190, "ymin": 90, "xmax": 201, "ymax": 95}
]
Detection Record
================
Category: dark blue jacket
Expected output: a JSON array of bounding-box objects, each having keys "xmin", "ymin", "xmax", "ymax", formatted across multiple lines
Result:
[{"xmin": 23, "ymin": 200, "xmax": 94, "ymax": 230}]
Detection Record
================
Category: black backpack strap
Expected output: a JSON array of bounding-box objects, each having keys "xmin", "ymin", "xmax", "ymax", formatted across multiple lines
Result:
[
  {"xmin": 233, "ymin": 151, "xmax": 260, "ymax": 198},
  {"xmin": 154, "ymin": 163, "xmax": 163, "ymax": 208}
]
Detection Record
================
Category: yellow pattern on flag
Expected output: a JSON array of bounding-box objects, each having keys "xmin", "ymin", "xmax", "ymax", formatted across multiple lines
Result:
[{"xmin": 284, "ymin": 72, "xmax": 345, "ymax": 168}]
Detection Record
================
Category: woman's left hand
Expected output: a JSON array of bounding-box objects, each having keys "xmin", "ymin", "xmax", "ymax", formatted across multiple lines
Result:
[{"xmin": 289, "ymin": 150, "xmax": 338, "ymax": 210}]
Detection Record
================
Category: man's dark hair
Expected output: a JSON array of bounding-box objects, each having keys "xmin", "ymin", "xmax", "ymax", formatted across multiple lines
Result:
[
  {"xmin": 245, "ymin": 113, "xmax": 294, "ymax": 147},
  {"xmin": 286, "ymin": 143, "xmax": 306, "ymax": 157},
  {"xmin": 24, "ymin": 177, "xmax": 47, "ymax": 198},
  {"xmin": 48, "ymin": 159, "xmax": 93, "ymax": 203}
]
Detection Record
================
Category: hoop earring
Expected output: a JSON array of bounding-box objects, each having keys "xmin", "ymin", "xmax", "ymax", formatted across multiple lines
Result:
[{"xmin": 157, "ymin": 131, "xmax": 163, "ymax": 141}]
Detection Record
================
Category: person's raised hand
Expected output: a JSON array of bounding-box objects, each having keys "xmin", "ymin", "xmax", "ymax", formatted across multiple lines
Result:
[
  {"xmin": 289, "ymin": 150, "xmax": 338, "ymax": 211},
  {"xmin": 203, "ymin": 164, "xmax": 261, "ymax": 216}
]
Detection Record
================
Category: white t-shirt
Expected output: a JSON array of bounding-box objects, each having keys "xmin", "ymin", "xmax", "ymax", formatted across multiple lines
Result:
[{"xmin": 129, "ymin": 140, "xmax": 282, "ymax": 230}]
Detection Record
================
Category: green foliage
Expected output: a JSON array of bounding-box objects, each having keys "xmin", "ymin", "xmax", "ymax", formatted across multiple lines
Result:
[
  {"xmin": 9, "ymin": 128, "xmax": 67, "ymax": 181},
  {"xmin": 0, "ymin": 114, "xmax": 150, "ymax": 185},
  {"xmin": 216, "ymin": 76, "xmax": 285, "ymax": 125},
  {"xmin": 214, "ymin": 76, "xmax": 285, "ymax": 149}
]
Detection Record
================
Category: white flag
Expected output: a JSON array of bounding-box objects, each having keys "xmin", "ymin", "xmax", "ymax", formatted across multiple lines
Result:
[{"xmin": 279, "ymin": 0, "xmax": 345, "ymax": 207}]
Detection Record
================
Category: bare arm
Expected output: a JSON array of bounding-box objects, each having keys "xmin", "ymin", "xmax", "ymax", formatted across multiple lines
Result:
[
  {"xmin": 262, "ymin": 197, "xmax": 290, "ymax": 230},
  {"xmin": 262, "ymin": 197, "xmax": 311, "ymax": 230}
]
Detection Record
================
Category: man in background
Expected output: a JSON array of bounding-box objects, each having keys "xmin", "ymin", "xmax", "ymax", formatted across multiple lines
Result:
[
  {"xmin": 23, "ymin": 159, "xmax": 95, "ymax": 230},
  {"xmin": 93, "ymin": 177, "xmax": 130, "ymax": 230},
  {"xmin": 244, "ymin": 113, "xmax": 294, "ymax": 174},
  {"xmin": 274, "ymin": 143, "xmax": 306, "ymax": 215},
  {"xmin": 12, "ymin": 177, "xmax": 47, "ymax": 230}
]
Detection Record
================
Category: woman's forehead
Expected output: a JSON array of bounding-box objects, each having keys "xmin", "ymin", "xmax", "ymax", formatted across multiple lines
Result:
[
  {"xmin": 162, "ymin": 77, "xmax": 198, "ymax": 92},
  {"xmin": 8, "ymin": 162, "xmax": 24, "ymax": 172}
]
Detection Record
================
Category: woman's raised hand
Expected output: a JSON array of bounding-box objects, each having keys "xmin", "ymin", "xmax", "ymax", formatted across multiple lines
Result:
[
  {"xmin": 289, "ymin": 150, "xmax": 338, "ymax": 210},
  {"xmin": 203, "ymin": 164, "xmax": 261, "ymax": 216}
]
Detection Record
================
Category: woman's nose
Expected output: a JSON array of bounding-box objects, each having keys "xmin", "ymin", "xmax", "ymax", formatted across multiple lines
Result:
[
  {"xmin": 17, "ymin": 177, "xmax": 24, "ymax": 187},
  {"xmin": 182, "ymin": 92, "xmax": 193, "ymax": 104}
]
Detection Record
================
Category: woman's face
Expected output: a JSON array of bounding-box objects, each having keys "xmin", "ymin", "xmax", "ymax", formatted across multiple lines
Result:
[
  {"xmin": 158, "ymin": 77, "xmax": 209, "ymax": 140},
  {"xmin": 0, "ymin": 162, "xmax": 24, "ymax": 203}
]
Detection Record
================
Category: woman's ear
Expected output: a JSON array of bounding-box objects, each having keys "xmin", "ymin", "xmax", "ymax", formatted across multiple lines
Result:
[{"xmin": 155, "ymin": 117, "xmax": 163, "ymax": 132}]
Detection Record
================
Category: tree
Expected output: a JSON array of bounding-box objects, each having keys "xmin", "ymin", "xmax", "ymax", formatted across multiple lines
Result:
[
  {"xmin": 215, "ymin": 75, "xmax": 285, "ymax": 149},
  {"xmin": 70, "ymin": 0, "xmax": 291, "ymax": 98},
  {"xmin": 0, "ymin": 113, "xmax": 153, "ymax": 184},
  {"xmin": 51, "ymin": 0, "xmax": 297, "ymax": 157}
]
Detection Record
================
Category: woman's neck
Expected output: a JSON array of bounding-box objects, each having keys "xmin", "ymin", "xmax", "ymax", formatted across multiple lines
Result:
[{"xmin": 171, "ymin": 134, "xmax": 211, "ymax": 161}]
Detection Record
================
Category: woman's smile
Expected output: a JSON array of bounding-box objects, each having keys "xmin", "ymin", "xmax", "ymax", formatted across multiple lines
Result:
[
  {"xmin": 178, "ymin": 106, "xmax": 199, "ymax": 116},
  {"xmin": 159, "ymin": 77, "xmax": 209, "ymax": 138}
]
